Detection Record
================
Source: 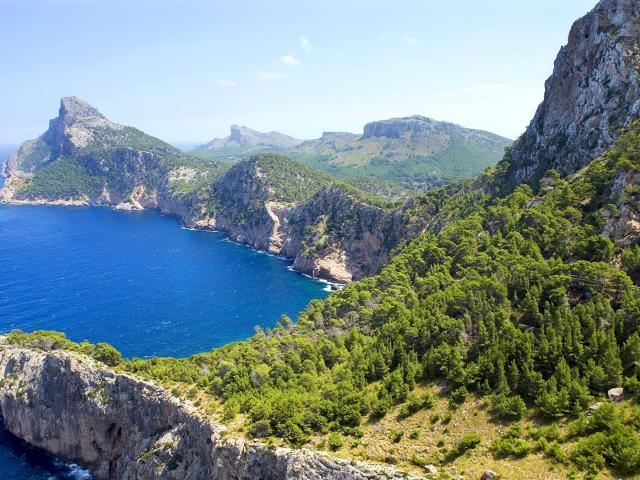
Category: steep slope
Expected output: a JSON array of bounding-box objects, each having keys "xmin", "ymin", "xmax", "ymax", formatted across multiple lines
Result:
[
  {"xmin": 3, "ymin": 0, "xmax": 640, "ymax": 478},
  {"xmin": 193, "ymin": 154, "xmax": 445, "ymax": 282},
  {"xmin": 499, "ymin": 0, "xmax": 640, "ymax": 190},
  {"xmin": 0, "ymin": 337, "xmax": 418, "ymax": 480},
  {"xmin": 116, "ymin": 112, "xmax": 640, "ymax": 480},
  {"xmin": 0, "ymin": 97, "xmax": 223, "ymax": 210},
  {"xmin": 193, "ymin": 116, "xmax": 511, "ymax": 194}
]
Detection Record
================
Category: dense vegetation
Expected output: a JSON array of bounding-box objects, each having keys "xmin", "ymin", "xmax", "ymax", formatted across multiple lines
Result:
[
  {"xmin": 20, "ymin": 156, "xmax": 105, "ymax": 198},
  {"xmin": 191, "ymin": 120, "xmax": 511, "ymax": 197},
  {"xmin": 10, "ymin": 122, "xmax": 639, "ymax": 477},
  {"xmin": 126, "ymin": 123, "xmax": 640, "ymax": 476}
]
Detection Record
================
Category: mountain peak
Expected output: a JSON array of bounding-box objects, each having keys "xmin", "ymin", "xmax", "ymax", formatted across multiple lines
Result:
[
  {"xmin": 362, "ymin": 116, "xmax": 441, "ymax": 139},
  {"xmin": 58, "ymin": 97, "xmax": 105, "ymax": 124},
  {"xmin": 199, "ymin": 125, "xmax": 302, "ymax": 152},
  {"xmin": 501, "ymin": 0, "xmax": 640, "ymax": 188}
]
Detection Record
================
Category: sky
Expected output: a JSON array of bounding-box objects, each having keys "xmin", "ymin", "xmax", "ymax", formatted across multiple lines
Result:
[{"xmin": 0, "ymin": 0, "xmax": 597, "ymax": 145}]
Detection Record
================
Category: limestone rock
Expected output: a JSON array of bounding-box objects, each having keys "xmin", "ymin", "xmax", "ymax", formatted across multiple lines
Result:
[
  {"xmin": 502, "ymin": 0, "xmax": 640, "ymax": 189},
  {"xmin": 424, "ymin": 464, "xmax": 438, "ymax": 474},
  {"xmin": 0, "ymin": 342, "xmax": 423, "ymax": 480},
  {"xmin": 608, "ymin": 387, "xmax": 625, "ymax": 401},
  {"xmin": 480, "ymin": 470, "xmax": 497, "ymax": 480}
]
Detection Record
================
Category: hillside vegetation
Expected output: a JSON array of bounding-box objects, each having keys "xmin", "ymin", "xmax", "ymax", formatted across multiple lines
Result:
[
  {"xmin": 192, "ymin": 117, "xmax": 511, "ymax": 198},
  {"xmin": 11, "ymin": 121, "xmax": 640, "ymax": 479}
]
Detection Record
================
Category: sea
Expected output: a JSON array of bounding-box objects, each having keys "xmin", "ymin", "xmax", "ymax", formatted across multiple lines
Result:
[{"xmin": 0, "ymin": 145, "xmax": 330, "ymax": 479}]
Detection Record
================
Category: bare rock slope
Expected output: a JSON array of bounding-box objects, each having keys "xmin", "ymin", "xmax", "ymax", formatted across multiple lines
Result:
[
  {"xmin": 502, "ymin": 0, "xmax": 640, "ymax": 188},
  {"xmin": 0, "ymin": 341, "xmax": 420, "ymax": 480}
]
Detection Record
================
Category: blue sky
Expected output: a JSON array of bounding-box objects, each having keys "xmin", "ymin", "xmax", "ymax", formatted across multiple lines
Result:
[{"xmin": 0, "ymin": 0, "xmax": 596, "ymax": 145}]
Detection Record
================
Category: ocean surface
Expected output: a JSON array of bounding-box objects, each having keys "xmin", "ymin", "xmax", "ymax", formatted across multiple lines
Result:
[{"xmin": 0, "ymin": 145, "xmax": 330, "ymax": 478}]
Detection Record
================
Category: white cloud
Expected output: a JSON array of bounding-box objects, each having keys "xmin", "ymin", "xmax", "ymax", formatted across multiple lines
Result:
[
  {"xmin": 280, "ymin": 54, "xmax": 300, "ymax": 66},
  {"xmin": 256, "ymin": 71, "xmax": 289, "ymax": 81},
  {"xmin": 215, "ymin": 79, "xmax": 239, "ymax": 88},
  {"xmin": 403, "ymin": 34, "xmax": 418, "ymax": 45},
  {"xmin": 299, "ymin": 35, "xmax": 313, "ymax": 53}
]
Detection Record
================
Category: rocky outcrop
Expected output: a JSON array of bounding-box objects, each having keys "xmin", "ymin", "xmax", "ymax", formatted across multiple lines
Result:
[
  {"xmin": 361, "ymin": 115, "xmax": 503, "ymax": 147},
  {"xmin": 0, "ymin": 342, "xmax": 420, "ymax": 480},
  {"xmin": 603, "ymin": 167, "xmax": 640, "ymax": 246},
  {"xmin": 502, "ymin": 0, "xmax": 640, "ymax": 188},
  {"xmin": 282, "ymin": 188, "xmax": 407, "ymax": 281},
  {"xmin": 0, "ymin": 99, "xmax": 424, "ymax": 283}
]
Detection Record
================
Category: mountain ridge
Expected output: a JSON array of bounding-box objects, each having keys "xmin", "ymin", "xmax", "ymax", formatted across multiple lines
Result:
[
  {"xmin": 0, "ymin": 102, "xmax": 437, "ymax": 282},
  {"xmin": 193, "ymin": 115, "xmax": 512, "ymax": 194}
]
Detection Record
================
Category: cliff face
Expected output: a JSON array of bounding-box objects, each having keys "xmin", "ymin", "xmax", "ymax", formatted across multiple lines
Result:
[
  {"xmin": 195, "ymin": 160, "xmax": 418, "ymax": 283},
  {"xmin": 0, "ymin": 342, "xmax": 419, "ymax": 480},
  {"xmin": 502, "ymin": 0, "xmax": 640, "ymax": 188},
  {"xmin": 0, "ymin": 99, "xmax": 411, "ymax": 283}
]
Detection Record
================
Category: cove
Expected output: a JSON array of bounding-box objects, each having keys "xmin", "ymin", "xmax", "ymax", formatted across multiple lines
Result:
[
  {"xmin": 0, "ymin": 204, "xmax": 329, "ymax": 358},
  {"xmin": 0, "ymin": 187, "xmax": 329, "ymax": 477}
]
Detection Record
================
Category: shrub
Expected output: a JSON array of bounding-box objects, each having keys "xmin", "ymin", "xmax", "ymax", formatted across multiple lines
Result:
[
  {"xmin": 491, "ymin": 393, "xmax": 526, "ymax": 420},
  {"xmin": 328, "ymin": 433, "xmax": 343, "ymax": 451},
  {"xmin": 492, "ymin": 424, "xmax": 532, "ymax": 458},
  {"xmin": 422, "ymin": 390, "xmax": 436, "ymax": 409},
  {"xmin": 492, "ymin": 437, "xmax": 532, "ymax": 458},
  {"xmin": 248, "ymin": 420, "xmax": 270, "ymax": 438},
  {"xmin": 92, "ymin": 342, "xmax": 122, "ymax": 366},
  {"xmin": 449, "ymin": 386, "xmax": 468, "ymax": 408},
  {"xmin": 457, "ymin": 432, "xmax": 482, "ymax": 453},
  {"xmin": 400, "ymin": 393, "xmax": 423, "ymax": 417}
]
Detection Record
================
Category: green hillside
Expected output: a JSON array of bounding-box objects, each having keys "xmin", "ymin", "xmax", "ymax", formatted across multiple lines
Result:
[
  {"xmin": 14, "ymin": 120, "xmax": 640, "ymax": 479},
  {"xmin": 192, "ymin": 117, "xmax": 512, "ymax": 198}
]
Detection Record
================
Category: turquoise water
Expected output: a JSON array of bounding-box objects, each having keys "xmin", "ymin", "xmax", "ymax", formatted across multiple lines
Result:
[{"xmin": 0, "ymin": 146, "xmax": 329, "ymax": 478}]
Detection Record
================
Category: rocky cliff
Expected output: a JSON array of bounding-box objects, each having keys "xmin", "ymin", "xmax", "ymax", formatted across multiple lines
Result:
[
  {"xmin": 189, "ymin": 157, "xmax": 433, "ymax": 282},
  {"xmin": 0, "ymin": 341, "xmax": 419, "ymax": 480},
  {"xmin": 501, "ymin": 0, "xmax": 640, "ymax": 189},
  {"xmin": 0, "ymin": 99, "xmax": 413, "ymax": 283}
]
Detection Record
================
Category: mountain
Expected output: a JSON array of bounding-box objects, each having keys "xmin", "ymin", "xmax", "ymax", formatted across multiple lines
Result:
[
  {"xmin": 97, "ymin": 1, "xmax": 640, "ymax": 476},
  {"xmin": 295, "ymin": 116, "xmax": 511, "ymax": 190},
  {"xmin": 193, "ymin": 116, "xmax": 512, "ymax": 194},
  {"xmin": 0, "ymin": 100, "xmax": 438, "ymax": 282},
  {"xmin": 499, "ymin": 0, "xmax": 640, "ymax": 190},
  {"xmin": 193, "ymin": 125, "xmax": 302, "ymax": 159},
  {"xmin": 3, "ymin": 1, "xmax": 640, "ymax": 478},
  {"xmin": 0, "ymin": 96, "xmax": 224, "ymax": 208}
]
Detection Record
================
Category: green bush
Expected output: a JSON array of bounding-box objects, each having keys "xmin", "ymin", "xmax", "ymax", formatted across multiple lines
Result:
[
  {"xmin": 457, "ymin": 432, "xmax": 482, "ymax": 453},
  {"xmin": 328, "ymin": 433, "xmax": 343, "ymax": 451},
  {"xmin": 449, "ymin": 386, "xmax": 468, "ymax": 408},
  {"xmin": 93, "ymin": 342, "xmax": 122, "ymax": 366},
  {"xmin": 491, "ymin": 424, "xmax": 532, "ymax": 458},
  {"xmin": 491, "ymin": 393, "xmax": 526, "ymax": 420}
]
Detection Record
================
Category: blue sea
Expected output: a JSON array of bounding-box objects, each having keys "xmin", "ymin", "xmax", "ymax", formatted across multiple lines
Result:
[{"xmin": 0, "ymin": 146, "xmax": 330, "ymax": 478}]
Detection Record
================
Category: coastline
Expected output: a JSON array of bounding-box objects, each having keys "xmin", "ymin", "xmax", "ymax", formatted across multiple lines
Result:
[
  {"xmin": 0, "ymin": 342, "xmax": 418, "ymax": 480},
  {"xmin": 0, "ymin": 195, "xmax": 348, "ymax": 289}
]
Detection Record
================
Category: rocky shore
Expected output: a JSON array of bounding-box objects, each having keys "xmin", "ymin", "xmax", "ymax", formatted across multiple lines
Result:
[{"xmin": 0, "ymin": 340, "xmax": 421, "ymax": 480}]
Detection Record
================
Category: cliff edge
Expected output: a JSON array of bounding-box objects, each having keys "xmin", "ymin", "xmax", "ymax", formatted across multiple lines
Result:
[{"xmin": 0, "ymin": 340, "xmax": 420, "ymax": 480}]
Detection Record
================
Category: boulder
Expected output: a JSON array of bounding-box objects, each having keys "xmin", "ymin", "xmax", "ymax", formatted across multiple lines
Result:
[
  {"xmin": 424, "ymin": 464, "xmax": 438, "ymax": 474},
  {"xmin": 608, "ymin": 387, "xmax": 625, "ymax": 402},
  {"xmin": 481, "ymin": 470, "xmax": 498, "ymax": 480}
]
